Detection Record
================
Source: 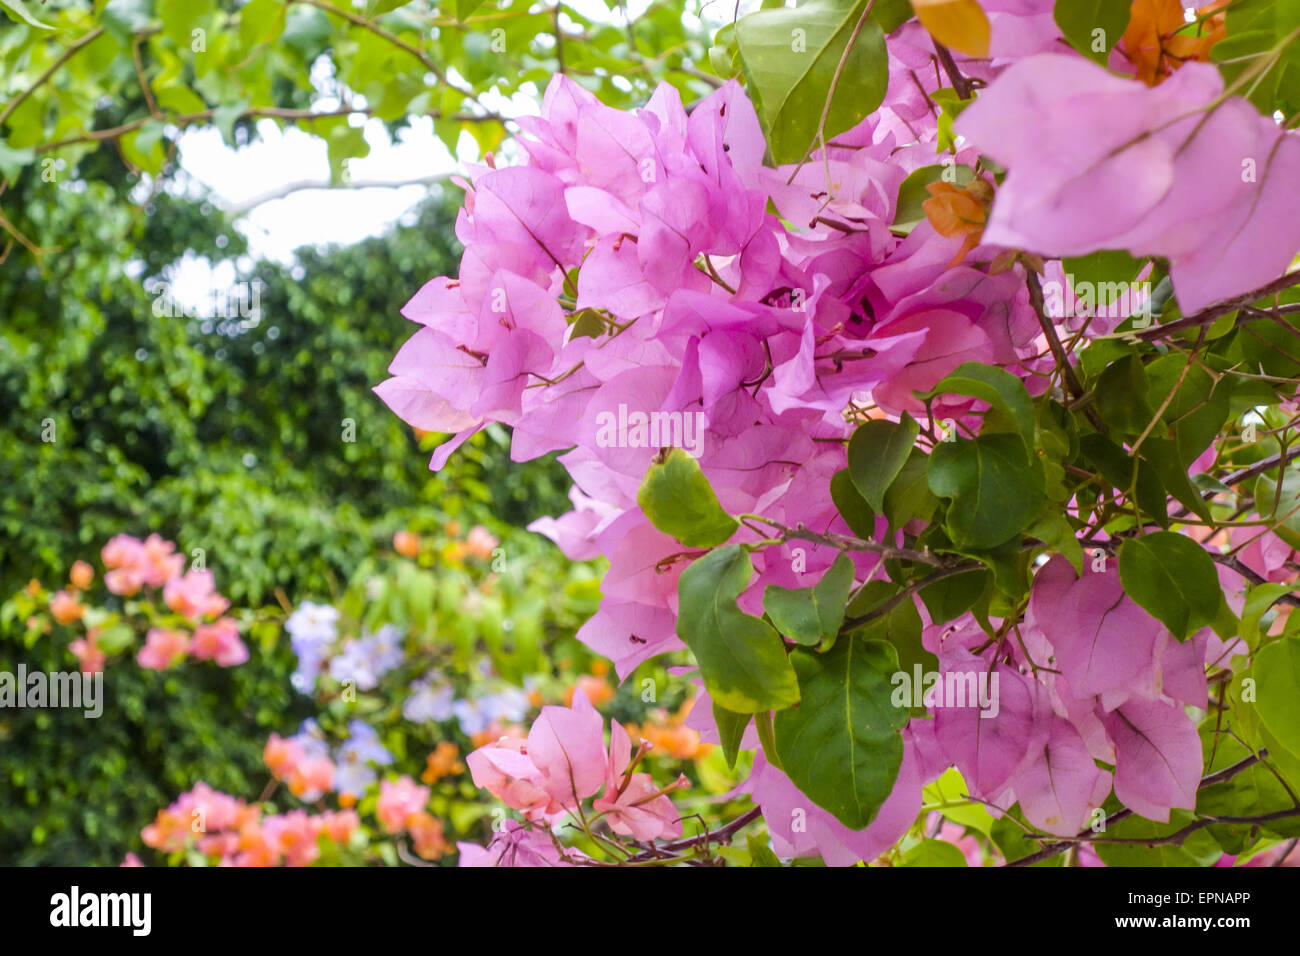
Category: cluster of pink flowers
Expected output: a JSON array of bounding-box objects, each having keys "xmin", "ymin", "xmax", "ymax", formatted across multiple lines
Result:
[
  {"xmin": 140, "ymin": 783, "xmax": 359, "ymax": 867},
  {"xmin": 464, "ymin": 690, "xmax": 685, "ymax": 864},
  {"xmin": 97, "ymin": 534, "xmax": 247, "ymax": 671},
  {"xmin": 381, "ymin": 3, "xmax": 1300, "ymax": 865},
  {"xmin": 264, "ymin": 732, "xmax": 337, "ymax": 802},
  {"xmin": 376, "ymin": 777, "xmax": 451, "ymax": 859}
]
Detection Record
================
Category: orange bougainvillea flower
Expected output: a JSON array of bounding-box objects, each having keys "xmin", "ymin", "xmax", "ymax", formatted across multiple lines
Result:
[
  {"xmin": 1122, "ymin": 0, "xmax": 1228, "ymax": 87},
  {"xmin": 470, "ymin": 721, "xmax": 525, "ymax": 749},
  {"xmin": 922, "ymin": 180, "xmax": 990, "ymax": 266},
  {"xmin": 421, "ymin": 741, "xmax": 466, "ymax": 785},
  {"xmin": 563, "ymin": 673, "xmax": 615, "ymax": 708},
  {"xmin": 69, "ymin": 560, "xmax": 94, "ymax": 590},
  {"xmin": 393, "ymin": 530, "xmax": 420, "ymax": 558},
  {"xmin": 408, "ymin": 811, "xmax": 451, "ymax": 860},
  {"xmin": 49, "ymin": 589, "xmax": 86, "ymax": 625},
  {"xmin": 624, "ymin": 695, "xmax": 714, "ymax": 761}
]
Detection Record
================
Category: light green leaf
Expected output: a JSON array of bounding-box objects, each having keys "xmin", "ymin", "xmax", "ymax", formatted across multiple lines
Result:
[
  {"xmin": 736, "ymin": 0, "xmax": 889, "ymax": 164},
  {"xmin": 713, "ymin": 702, "xmax": 752, "ymax": 769},
  {"xmin": 637, "ymin": 448, "xmax": 738, "ymax": 548},
  {"xmin": 900, "ymin": 838, "xmax": 967, "ymax": 866},
  {"xmin": 1, "ymin": 0, "xmax": 54, "ymax": 28},
  {"xmin": 676, "ymin": 545, "xmax": 801, "ymax": 714},
  {"xmin": 764, "ymin": 552, "xmax": 856, "ymax": 646}
]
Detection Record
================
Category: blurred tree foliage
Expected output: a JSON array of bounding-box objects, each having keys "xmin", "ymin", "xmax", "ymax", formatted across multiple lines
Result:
[
  {"xmin": 0, "ymin": 177, "xmax": 573, "ymax": 604},
  {"xmin": 0, "ymin": 0, "xmax": 714, "ymax": 868}
]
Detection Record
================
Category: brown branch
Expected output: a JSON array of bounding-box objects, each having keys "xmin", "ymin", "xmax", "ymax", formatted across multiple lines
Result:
[
  {"xmin": 0, "ymin": 26, "xmax": 107, "ymax": 129},
  {"xmin": 1130, "ymin": 270, "xmax": 1300, "ymax": 342},
  {"xmin": 32, "ymin": 104, "xmax": 502, "ymax": 155},
  {"xmin": 1026, "ymin": 269, "xmax": 1109, "ymax": 434},
  {"xmin": 932, "ymin": 41, "xmax": 973, "ymax": 100},
  {"xmin": 1007, "ymin": 751, "xmax": 1267, "ymax": 867},
  {"xmin": 623, "ymin": 806, "xmax": 763, "ymax": 862},
  {"xmin": 290, "ymin": 0, "xmax": 497, "ymax": 118}
]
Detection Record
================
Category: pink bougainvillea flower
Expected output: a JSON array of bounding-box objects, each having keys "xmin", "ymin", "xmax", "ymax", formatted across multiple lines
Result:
[
  {"xmin": 592, "ymin": 721, "xmax": 684, "ymax": 841},
  {"xmin": 524, "ymin": 688, "xmax": 608, "ymax": 811},
  {"xmin": 957, "ymin": 55, "xmax": 1300, "ymax": 313},
  {"xmin": 465, "ymin": 734, "xmax": 553, "ymax": 820},
  {"xmin": 141, "ymin": 533, "xmax": 186, "ymax": 587},
  {"xmin": 376, "ymin": 775, "xmax": 432, "ymax": 834},
  {"xmin": 163, "ymin": 568, "xmax": 230, "ymax": 621},
  {"xmin": 192, "ymin": 617, "xmax": 249, "ymax": 667},
  {"xmin": 137, "ymin": 627, "xmax": 190, "ymax": 671},
  {"xmin": 457, "ymin": 819, "xmax": 584, "ymax": 868}
]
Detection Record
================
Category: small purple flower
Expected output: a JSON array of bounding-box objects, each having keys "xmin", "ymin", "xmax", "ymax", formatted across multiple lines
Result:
[
  {"xmin": 403, "ymin": 679, "xmax": 455, "ymax": 723},
  {"xmin": 333, "ymin": 721, "xmax": 394, "ymax": 798}
]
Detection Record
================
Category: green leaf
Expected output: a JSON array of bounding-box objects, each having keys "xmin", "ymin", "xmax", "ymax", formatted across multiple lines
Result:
[
  {"xmin": 917, "ymin": 568, "xmax": 989, "ymax": 625},
  {"xmin": 764, "ymin": 553, "xmax": 856, "ymax": 646},
  {"xmin": 736, "ymin": 0, "xmax": 889, "ymax": 164},
  {"xmin": 676, "ymin": 545, "xmax": 801, "ymax": 714},
  {"xmin": 1063, "ymin": 248, "xmax": 1144, "ymax": 300},
  {"xmin": 900, "ymin": 838, "xmax": 967, "ymax": 866},
  {"xmin": 773, "ymin": 637, "xmax": 907, "ymax": 829},
  {"xmin": 1212, "ymin": 0, "xmax": 1300, "ymax": 118},
  {"xmin": 927, "ymin": 434, "xmax": 1044, "ymax": 549},
  {"xmin": 755, "ymin": 709, "xmax": 783, "ymax": 770},
  {"xmin": 1254, "ymin": 469, "xmax": 1300, "ymax": 551},
  {"xmin": 1117, "ymin": 532, "xmax": 1223, "ymax": 640},
  {"xmin": 0, "ymin": 0, "xmax": 53, "ymax": 29},
  {"xmin": 1053, "ymin": 0, "xmax": 1130, "ymax": 65},
  {"xmin": 870, "ymin": 0, "xmax": 913, "ymax": 33},
  {"xmin": 0, "ymin": 141, "xmax": 35, "ymax": 184},
  {"xmin": 848, "ymin": 414, "xmax": 920, "ymax": 512},
  {"xmin": 746, "ymin": 833, "xmax": 784, "ymax": 866},
  {"xmin": 713, "ymin": 702, "xmax": 752, "ymax": 769},
  {"xmin": 238, "ymin": 0, "xmax": 286, "ymax": 49},
  {"xmin": 921, "ymin": 362, "xmax": 1036, "ymax": 449},
  {"xmin": 830, "ymin": 468, "xmax": 875, "ymax": 538},
  {"xmin": 1078, "ymin": 433, "xmax": 1169, "ymax": 530},
  {"xmin": 848, "ymin": 580, "xmax": 934, "ymax": 713},
  {"xmin": 637, "ymin": 448, "xmax": 739, "ymax": 548},
  {"xmin": 1027, "ymin": 511, "xmax": 1084, "ymax": 574},
  {"xmin": 883, "ymin": 447, "xmax": 939, "ymax": 530},
  {"xmin": 94, "ymin": 624, "xmax": 135, "ymax": 656},
  {"xmin": 454, "ymin": 0, "xmax": 487, "ymax": 19},
  {"xmin": 1239, "ymin": 582, "xmax": 1292, "ymax": 651},
  {"xmin": 102, "ymin": 0, "xmax": 156, "ymax": 42},
  {"xmin": 923, "ymin": 768, "xmax": 995, "ymax": 836},
  {"xmin": 1095, "ymin": 353, "xmax": 1155, "ymax": 438},
  {"xmin": 1198, "ymin": 718, "xmax": 1300, "ymax": 853},
  {"xmin": 1142, "ymin": 437, "xmax": 1212, "ymax": 524},
  {"xmin": 893, "ymin": 163, "xmax": 975, "ymax": 233},
  {"xmin": 1254, "ymin": 636, "xmax": 1300, "ymax": 756}
]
